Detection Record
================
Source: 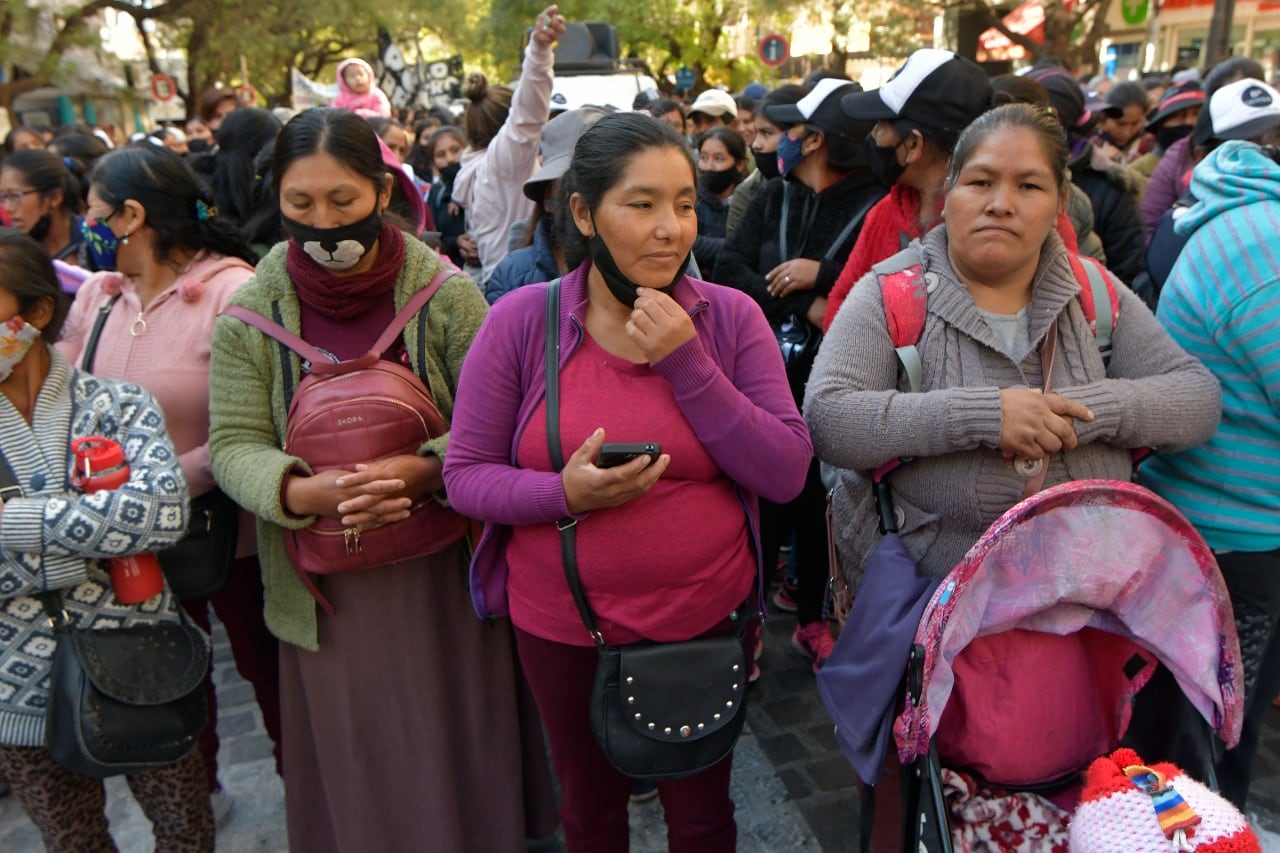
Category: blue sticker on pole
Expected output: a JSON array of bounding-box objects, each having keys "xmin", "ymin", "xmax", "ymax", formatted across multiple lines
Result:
[
  {"xmin": 675, "ymin": 66, "xmax": 696, "ymax": 91},
  {"xmin": 758, "ymin": 34, "xmax": 790, "ymax": 68}
]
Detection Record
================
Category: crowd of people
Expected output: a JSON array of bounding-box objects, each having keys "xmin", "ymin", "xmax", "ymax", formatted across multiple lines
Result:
[{"xmin": 0, "ymin": 5, "xmax": 1277, "ymax": 849}]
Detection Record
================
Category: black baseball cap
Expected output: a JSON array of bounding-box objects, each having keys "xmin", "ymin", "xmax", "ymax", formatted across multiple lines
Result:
[
  {"xmin": 764, "ymin": 78, "xmax": 862, "ymax": 135},
  {"xmin": 840, "ymin": 49, "xmax": 992, "ymax": 137}
]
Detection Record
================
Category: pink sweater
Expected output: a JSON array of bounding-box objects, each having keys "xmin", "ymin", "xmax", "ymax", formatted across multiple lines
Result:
[
  {"xmin": 506, "ymin": 333, "xmax": 754, "ymax": 646},
  {"xmin": 57, "ymin": 253, "xmax": 256, "ymax": 552}
]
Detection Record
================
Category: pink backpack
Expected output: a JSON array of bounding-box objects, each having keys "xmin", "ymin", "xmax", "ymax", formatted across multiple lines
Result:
[{"xmin": 224, "ymin": 271, "xmax": 469, "ymax": 612}]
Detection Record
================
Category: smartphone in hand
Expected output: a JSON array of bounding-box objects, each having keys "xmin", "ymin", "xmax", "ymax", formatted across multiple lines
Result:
[{"xmin": 595, "ymin": 442, "xmax": 662, "ymax": 469}]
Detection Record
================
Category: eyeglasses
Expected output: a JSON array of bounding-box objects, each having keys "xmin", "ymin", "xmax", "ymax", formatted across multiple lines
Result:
[
  {"xmin": 0, "ymin": 189, "xmax": 39, "ymax": 207},
  {"xmin": 85, "ymin": 209, "xmax": 119, "ymax": 226}
]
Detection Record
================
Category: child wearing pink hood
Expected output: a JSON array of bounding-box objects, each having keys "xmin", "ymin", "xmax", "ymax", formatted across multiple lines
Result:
[{"xmin": 333, "ymin": 58, "xmax": 391, "ymax": 118}]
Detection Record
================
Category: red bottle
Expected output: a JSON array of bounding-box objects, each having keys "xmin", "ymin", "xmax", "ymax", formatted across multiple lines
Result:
[{"xmin": 71, "ymin": 438, "xmax": 165, "ymax": 604}]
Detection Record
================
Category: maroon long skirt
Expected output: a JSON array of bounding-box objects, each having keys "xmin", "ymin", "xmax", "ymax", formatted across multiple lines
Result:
[{"xmin": 278, "ymin": 544, "xmax": 557, "ymax": 852}]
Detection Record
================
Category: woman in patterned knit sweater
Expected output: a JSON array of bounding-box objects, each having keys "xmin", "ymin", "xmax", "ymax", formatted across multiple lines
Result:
[{"xmin": 0, "ymin": 231, "xmax": 207, "ymax": 851}]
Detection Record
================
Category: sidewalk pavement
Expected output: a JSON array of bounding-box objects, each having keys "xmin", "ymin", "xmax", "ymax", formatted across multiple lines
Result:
[{"xmin": 4, "ymin": 612, "xmax": 1280, "ymax": 851}]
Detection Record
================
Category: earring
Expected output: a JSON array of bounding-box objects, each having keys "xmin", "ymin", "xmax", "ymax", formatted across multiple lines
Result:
[{"xmin": 121, "ymin": 233, "xmax": 130, "ymax": 246}]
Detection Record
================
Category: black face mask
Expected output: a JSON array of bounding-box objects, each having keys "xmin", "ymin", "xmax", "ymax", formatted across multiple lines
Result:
[
  {"xmin": 281, "ymin": 207, "xmax": 383, "ymax": 271},
  {"xmin": 439, "ymin": 162, "xmax": 462, "ymax": 185},
  {"xmin": 1156, "ymin": 124, "xmax": 1194, "ymax": 152},
  {"xmin": 753, "ymin": 148, "xmax": 780, "ymax": 180},
  {"xmin": 865, "ymin": 137, "xmax": 907, "ymax": 188},
  {"xmin": 588, "ymin": 230, "xmax": 690, "ymax": 309},
  {"xmin": 28, "ymin": 214, "xmax": 52, "ymax": 242},
  {"xmin": 186, "ymin": 138, "xmax": 211, "ymax": 154},
  {"xmin": 697, "ymin": 167, "xmax": 738, "ymax": 197}
]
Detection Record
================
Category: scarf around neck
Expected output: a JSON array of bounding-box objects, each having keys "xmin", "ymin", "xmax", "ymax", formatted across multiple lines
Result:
[{"xmin": 286, "ymin": 221, "xmax": 405, "ymax": 321}]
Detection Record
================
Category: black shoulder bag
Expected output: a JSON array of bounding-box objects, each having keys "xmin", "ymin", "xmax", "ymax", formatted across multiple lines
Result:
[
  {"xmin": 543, "ymin": 279, "xmax": 749, "ymax": 780},
  {"xmin": 0, "ymin": 453, "xmax": 208, "ymax": 778},
  {"xmin": 81, "ymin": 295, "xmax": 239, "ymax": 599}
]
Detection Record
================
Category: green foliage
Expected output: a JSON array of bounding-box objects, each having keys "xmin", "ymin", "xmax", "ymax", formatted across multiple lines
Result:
[
  {"xmin": 862, "ymin": 1, "xmax": 929, "ymax": 59},
  {"xmin": 0, "ymin": 0, "xmax": 1117, "ymax": 120}
]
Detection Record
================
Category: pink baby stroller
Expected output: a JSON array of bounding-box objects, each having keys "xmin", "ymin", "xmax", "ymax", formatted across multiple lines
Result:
[{"xmin": 822, "ymin": 479, "xmax": 1244, "ymax": 852}]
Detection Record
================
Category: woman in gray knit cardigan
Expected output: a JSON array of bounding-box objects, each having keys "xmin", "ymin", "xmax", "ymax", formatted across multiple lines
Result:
[{"xmin": 805, "ymin": 103, "xmax": 1221, "ymax": 594}]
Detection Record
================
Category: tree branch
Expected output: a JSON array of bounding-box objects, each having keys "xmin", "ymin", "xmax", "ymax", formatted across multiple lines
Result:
[
  {"xmin": 135, "ymin": 22, "xmax": 189, "ymax": 102},
  {"xmin": 972, "ymin": 0, "xmax": 1042, "ymax": 58}
]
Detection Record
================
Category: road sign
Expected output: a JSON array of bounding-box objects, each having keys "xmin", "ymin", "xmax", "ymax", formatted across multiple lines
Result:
[
  {"xmin": 236, "ymin": 84, "xmax": 259, "ymax": 106},
  {"xmin": 674, "ymin": 66, "xmax": 696, "ymax": 91},
  {"xmin": 758, "ymin": 34, "xmax": 790, "ymax": 68},
  {"xmin": 150, "ymin": 73, "xmax": 178, "ymax": 103}
]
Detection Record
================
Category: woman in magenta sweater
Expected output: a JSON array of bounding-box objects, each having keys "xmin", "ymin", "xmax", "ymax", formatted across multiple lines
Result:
[{"xmin": 444, "ymin": 112, "xmax": 812, "ymax": 852}]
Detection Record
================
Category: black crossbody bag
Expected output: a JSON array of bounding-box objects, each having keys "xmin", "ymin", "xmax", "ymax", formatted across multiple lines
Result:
[
  {"xmin": 81, "ymin": 296, "xmax": 239, "ymax": 598},
  {"xmin": 0, "ymin": 452, "xmax": 207, "ymax": 778},
  {"xmin": 543, "ymin": 279, "xmax": 748, "ymax": 780}
]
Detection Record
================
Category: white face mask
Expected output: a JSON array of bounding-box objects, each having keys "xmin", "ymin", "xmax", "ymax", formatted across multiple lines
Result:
[{"xmin": 0, "ymin": 315, "xmax": 40, "ymax": 382}]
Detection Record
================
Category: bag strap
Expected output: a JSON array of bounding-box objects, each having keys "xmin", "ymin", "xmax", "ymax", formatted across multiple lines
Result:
[
  {"xmin": 820, "ymin": 192, "xmax": 882, "ymax": 264},
  {"xmin": 0, "ymin": 445, "xmax": 22, "ymax": 506},
  {"xmin": 542, "ymin": 280, "xmax": 605, "ymax": 646},
  {"xmin": 1069, "ymin": 253, "xmax": 1117, "ymax": 366},
  {"xmin": 778, "ymin": 184, "xmax": 879, "ymax": 265},
  {"xmin": 1020, "ymin": 322, "xmax": 1058, "ymax": 499},
  {"xmin": 884, "ymin": 249, "xmax": 1120, "ymax": 393},
  {"xmin": 778, "ymin": 183, "xmax": 789, "ymax": 261},
  {"xmin": 369, "ymin": 269, "xmax": 454, "ymax": 355},
  {"xmin": 80, "ymin": 295, "xmax": 120, "ymax": 372},
  {"xmin": 0, "ymin": 451, "xmax": 63, "ymax": 620},
  {"xmin": 222, "ymin": 305, "xmax": 332, "ymax": 366},
  {"xmin": 878, "ymin": 247, "xmax": 928, "ymax": 394},
  {"xmin": 221, "ymin": 269, "xmax": 455, "ymax": 367}
]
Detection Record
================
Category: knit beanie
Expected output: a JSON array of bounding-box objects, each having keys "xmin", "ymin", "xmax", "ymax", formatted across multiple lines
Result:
[{"xmin": 1069, "ymin": 749, "xmax": 1259, "ymax": 852}]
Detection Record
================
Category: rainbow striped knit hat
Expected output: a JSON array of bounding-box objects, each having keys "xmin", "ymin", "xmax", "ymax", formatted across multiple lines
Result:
[{"xmin": 1070, "ymin": 749, "xmax": 1259, "ymax": 852}]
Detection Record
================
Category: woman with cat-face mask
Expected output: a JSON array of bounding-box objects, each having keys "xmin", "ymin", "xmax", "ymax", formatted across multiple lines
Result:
[
  {"xmin": 208, "ymin": 107, "xmax": 556, "ymax": 852},
  {"xmin": 0, "ymin": 149, "xmax": 85, "ymax": 264}
]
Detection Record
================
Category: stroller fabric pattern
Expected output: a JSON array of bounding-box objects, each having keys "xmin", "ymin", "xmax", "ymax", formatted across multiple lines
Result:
[{"xmin": 894, "ymin": 480, "xmax": 1242, "ymax": 775}]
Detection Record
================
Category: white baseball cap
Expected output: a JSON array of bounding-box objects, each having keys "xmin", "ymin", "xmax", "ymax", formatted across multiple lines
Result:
[
  {"xmin": 1210, "ymin": 78, "xmax": 1280, "ymax": 141},
  {"xmin": 688, "ymin": 89, "xmax": 738, "ymax": 119}
]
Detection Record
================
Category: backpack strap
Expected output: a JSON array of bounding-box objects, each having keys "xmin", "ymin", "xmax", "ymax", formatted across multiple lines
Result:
[
  {"xmin": 222, "ymin": 269, "xmax": 455, "ymax": 373},
  {"xmin": 271, "ymin": 301, "xmax": 297, "ymax": 411},
  {"xmin": 222, "ymin": 305, "xmax": 332, "ymax": 366},
  {"xmin": 369, "ymin": 269, "xmax": 455, "ymax": 355},
  {"xmin": 875, "ymin": 244, "xmax": 928, "ymax": 393},
  {"xmin": 1068, "ymin": 254, "xmax": 1119, "ymax": 367}
]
